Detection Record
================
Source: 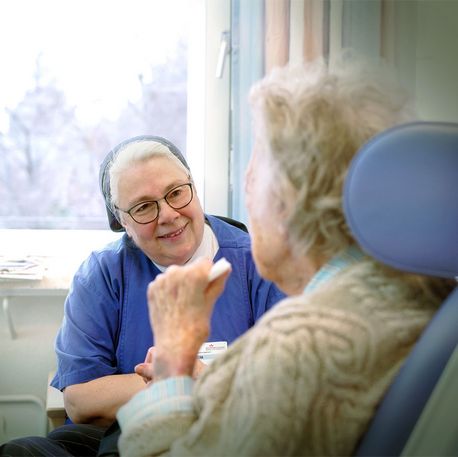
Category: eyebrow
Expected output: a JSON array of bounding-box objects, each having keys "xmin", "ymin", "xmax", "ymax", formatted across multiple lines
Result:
[{"xmin": 127, "ymin": 179, "xmax": 190, "ymax": 208}]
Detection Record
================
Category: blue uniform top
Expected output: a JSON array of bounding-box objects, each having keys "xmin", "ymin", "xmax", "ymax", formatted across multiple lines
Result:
[{"xmin": 51, "ymin": 215, "xmax": 285, "ymax": 390}]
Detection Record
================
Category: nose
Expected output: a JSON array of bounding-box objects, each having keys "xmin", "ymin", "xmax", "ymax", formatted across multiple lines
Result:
[{"xmin": 156, "ymin": 199, "xmax": 180, "ymax": 224}]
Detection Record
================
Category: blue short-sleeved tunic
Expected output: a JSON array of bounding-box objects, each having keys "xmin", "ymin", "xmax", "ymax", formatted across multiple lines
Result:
[{"xmin": 51, "ymin": 215, "xmax": 284, "ymax": 390}]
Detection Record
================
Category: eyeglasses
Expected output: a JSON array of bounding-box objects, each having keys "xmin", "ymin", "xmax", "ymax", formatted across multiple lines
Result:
[{"xmin": 115, "ymin": 183, "xmax": 194, "ymax": 224}]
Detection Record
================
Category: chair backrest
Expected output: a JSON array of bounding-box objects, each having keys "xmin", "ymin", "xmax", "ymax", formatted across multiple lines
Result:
[
  {"xmin": 211, "ymin": 215, "xmax": 248, "ymax": 233},
  {"xmin": 343, "ymin": 121, "xmax": 458, "ymax": 456}
]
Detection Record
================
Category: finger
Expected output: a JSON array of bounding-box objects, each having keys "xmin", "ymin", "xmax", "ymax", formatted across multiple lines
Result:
[
  {"xmin": 135, "ymin": 362, "xmax": 154, "ymax": 382},
  {"xmin": 135, "ymin": 369, "xmax": 149, "ymax": 384},
  {"xmin": 134, "ymin": 363, "xmax": 146, "ymax": 376},
  {"xmin": 192, "ymin": 359, "xmax": 207, "ymax": 379},
  {"xmin": 205, "ymin": 267, "xmax": 231, "ymax": 307},
  {"xmin": 144, "ymin": 346, "xmax": 156, "ymax": 364},
  {"xmin": 186, "ymin": 257, "xmax": 214, "ymax": 287}
]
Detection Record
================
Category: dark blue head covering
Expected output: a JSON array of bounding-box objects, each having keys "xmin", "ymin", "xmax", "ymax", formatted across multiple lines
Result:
[{"xmin": 99, "ymin": 135, "xmax": 190, "ymax": 232}]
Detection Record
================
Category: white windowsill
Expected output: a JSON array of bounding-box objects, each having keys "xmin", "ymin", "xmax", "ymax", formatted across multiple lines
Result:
[
  {"xmin": 0, "ymin": 229, "xmax": 121, "ymax": 258},
  {"xmin": 0, "ymin": 229, "xmax": 122, "ymax": 289}
]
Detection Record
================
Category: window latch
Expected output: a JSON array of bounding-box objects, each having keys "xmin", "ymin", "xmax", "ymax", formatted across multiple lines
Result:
[{"xmin": 215, "ymin": 31, "xmax": 230, "ymax": 78}]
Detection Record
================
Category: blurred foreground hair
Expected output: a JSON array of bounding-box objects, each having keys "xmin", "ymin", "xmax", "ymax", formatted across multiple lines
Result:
[{"xmin": 249, "ymin": 50, "xmax": 416, "ymax": 260}]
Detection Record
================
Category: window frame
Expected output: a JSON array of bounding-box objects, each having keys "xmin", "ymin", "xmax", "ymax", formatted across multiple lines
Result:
[
  {"xmin": 0, "ymin": 0, "xmax": 232, "ymax": 258},
  {"xmin": 187, "ymin": 0, "xmax": 231, "ymax": 218}
]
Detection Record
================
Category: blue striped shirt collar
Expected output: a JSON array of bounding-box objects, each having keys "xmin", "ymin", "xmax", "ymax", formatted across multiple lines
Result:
[{"xmin": 304, "ymin": 245, "xmax": 366, "ymax": 293}]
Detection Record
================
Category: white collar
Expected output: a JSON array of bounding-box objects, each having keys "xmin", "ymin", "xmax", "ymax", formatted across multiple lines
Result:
[{"xmin": 153, "ymin": 222, "xmax": 219, "ymax": 272}]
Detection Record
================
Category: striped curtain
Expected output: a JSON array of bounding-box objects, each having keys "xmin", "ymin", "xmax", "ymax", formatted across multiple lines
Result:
[{"xmin": 264, "ymin": 0, "xmax": 329, "ymax": 73}]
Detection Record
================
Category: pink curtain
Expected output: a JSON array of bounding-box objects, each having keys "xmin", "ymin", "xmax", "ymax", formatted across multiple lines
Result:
[
  {"xmin": 264, "ymin": 0, "xmax": 327, "ymax": 73},
  {"xmin": 265, "ymin": 0, "xmax": 290, "ymax": 72}
]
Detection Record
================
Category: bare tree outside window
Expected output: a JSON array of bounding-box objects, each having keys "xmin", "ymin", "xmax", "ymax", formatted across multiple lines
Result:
[{"xmin": 0, "ymin": 0, "xmax": 188, "ymax": 229}]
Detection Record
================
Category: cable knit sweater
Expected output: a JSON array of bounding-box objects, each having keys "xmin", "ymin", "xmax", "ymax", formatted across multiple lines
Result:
[{"xmin": 119, "ymin": 258, "xmax": 441, "ymax": 456}]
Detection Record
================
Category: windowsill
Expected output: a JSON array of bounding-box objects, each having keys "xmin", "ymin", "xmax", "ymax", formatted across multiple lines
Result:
[
  {"xmin": 0, "ymin": 229, "xmax": 122, "ymax": 289},
  {"xmin": 0, "ymin": 229, "xmax": 121, "ymax": 257}
]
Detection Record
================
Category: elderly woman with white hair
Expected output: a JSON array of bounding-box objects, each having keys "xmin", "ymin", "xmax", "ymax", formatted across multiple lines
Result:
[{"xmin": 115, "ymin": 56, "xmax": 453, "ymax": 456}]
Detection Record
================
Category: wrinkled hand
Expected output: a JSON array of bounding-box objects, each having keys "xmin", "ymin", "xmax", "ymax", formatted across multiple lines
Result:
[
  {"xmin": 135, "ymin": 347, "xmax": 208, "ymax": 385},
  {"xmin": 146, "ymin": 258, "xmax": 230, "ymax": 381}
]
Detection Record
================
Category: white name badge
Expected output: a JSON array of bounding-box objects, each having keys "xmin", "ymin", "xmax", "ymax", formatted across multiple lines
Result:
[{"xmin": 197, "ymin": 341, "xmax": 228, "ymax": 365}]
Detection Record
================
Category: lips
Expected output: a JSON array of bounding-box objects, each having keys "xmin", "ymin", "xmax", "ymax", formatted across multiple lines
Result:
[{"xmin": 158, "ymin": 224, "xmax": 187, "ymax": 239}]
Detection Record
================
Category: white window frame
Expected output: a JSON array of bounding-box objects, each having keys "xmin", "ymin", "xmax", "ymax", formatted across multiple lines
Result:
[
  {"xmin": 187, "ymin": 0, "xmax": 231, "ymax": 217},
  {"xmin": 0, "ymin": 0, "xmax": 232, "ymax": 260}
]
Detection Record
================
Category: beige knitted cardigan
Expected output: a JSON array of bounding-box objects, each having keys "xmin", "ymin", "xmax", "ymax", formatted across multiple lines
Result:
[{"xmin": 119, "ymin": 258, "xmax": 439, "ymax": 456}]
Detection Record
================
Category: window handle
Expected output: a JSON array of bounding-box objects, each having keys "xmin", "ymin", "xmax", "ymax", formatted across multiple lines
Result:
[{"xmin": 215, "ymin": 31, "xmax": 230, "ymax": 78}]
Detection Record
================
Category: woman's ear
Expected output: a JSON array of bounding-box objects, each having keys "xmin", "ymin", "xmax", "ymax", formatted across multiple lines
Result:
[
  {"xmin": 124, "ymin": 224, "xmax": 132, "ymax": 237},
  {"xmin": 118, "ymin": 215, "xmax": 131, "ymax": 237}
]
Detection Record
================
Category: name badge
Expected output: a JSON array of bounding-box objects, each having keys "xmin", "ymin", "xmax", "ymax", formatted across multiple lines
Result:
[{"xmin": 197, "ymin": 341, "xmax": 227, "ymax": 365}]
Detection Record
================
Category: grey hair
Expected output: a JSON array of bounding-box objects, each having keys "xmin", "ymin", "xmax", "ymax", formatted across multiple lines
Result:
[
  {"xmin": 109, "ymin": 140, "xmax": 191, "ymax": 213},
  {"xmin": 249, "ymin": 52, "xmax": 416, "ymax": 260}
]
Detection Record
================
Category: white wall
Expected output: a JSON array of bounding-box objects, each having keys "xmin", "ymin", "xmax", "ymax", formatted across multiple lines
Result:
[
  {"xmin": 339, "ymin": 0, "xmax": 458, "ymax": 123},
  {"xmin": 0, "ymin": 297, "xmax": 63, "ymax": 399},
  {"xmin": 0, "ymin": 296, "xmax": 64, "ymax": 441},
  {"xmin": 414, "ymin": 0, "xmax": 458, "ymax": 122}
]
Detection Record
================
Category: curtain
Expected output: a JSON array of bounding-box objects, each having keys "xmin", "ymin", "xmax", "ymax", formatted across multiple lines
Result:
[
  {"xmin": 230, "ymin": 0, "xmax": 329, "ymax": 223},
  {"xmin": 264, "ymin": 0, "xmax": 328, "ymax": 72}
]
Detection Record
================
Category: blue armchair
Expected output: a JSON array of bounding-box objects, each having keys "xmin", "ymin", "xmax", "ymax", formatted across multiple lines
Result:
[{"xmin": 343, "ymin": 121, "xmax": 458, "ymax": 456}]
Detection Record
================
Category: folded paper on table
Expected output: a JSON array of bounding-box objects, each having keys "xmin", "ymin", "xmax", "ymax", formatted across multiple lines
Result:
[{"xmin": 0, "ymin": 257, "xmax": 45, "ymax": 281}]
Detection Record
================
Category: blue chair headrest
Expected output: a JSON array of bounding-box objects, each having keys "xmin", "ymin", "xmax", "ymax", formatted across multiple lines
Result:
[
  {"xmin": 343, "ymin": 121, "xmax": 458, "ymax": 279},
  {"xmin": 345, "ymin": 122, "xmax": 458, "ymax": 456}
]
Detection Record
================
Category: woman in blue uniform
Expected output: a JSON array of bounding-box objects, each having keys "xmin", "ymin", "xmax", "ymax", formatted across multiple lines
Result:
[{"xmin": 55, "ymin": 135, "xmax": 284, "ymax": 424}]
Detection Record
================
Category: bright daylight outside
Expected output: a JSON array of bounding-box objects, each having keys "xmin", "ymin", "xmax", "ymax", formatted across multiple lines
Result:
[{"xmin": 0, "ymin": 0, "xmax": 189, "ymax": 229}]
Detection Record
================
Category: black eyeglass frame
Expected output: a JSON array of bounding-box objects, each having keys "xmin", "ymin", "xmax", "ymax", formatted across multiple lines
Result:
[{"xmin": 114, "ymin": 182, "xmax": 194, "ymax": 225}]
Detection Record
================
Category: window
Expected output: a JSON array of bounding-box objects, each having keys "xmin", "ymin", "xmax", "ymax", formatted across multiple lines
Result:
[{"xmin": 0, "ymin": 0, "xmax": 231, "ymax": 230}]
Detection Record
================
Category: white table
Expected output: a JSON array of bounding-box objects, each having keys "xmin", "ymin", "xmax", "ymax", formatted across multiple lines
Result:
[{"xmin": 46, "ymin": 372, "xmax": 66, "ymax": 430}]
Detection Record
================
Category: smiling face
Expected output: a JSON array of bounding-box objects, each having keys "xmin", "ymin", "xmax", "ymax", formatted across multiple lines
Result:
[{"xmin": 117, "ymin": 155, "xmax": 205, "ymax": 266}]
